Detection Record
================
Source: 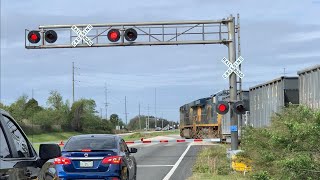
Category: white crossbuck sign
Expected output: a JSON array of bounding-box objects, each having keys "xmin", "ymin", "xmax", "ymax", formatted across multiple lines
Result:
[
  {"xmin": 221, "ymin": 56, "xmax": 245, "ymax": 79},
  {"xmin": 71, "ymin": 25, "xmax": 93, "ymax": 47}
]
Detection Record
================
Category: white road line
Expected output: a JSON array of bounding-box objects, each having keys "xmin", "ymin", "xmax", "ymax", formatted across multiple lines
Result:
[
  {"xmin": 137, "ymin": 165, "xmax": 174, "ymax": 167},
  {"xmin": 163, "ymin": 144, "xmax": 191, "ymax": 180}
]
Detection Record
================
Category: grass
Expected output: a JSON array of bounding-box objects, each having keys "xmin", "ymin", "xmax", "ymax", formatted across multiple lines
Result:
[
  {"xmin": 189, "ymin": 173, "xmax": 248, "ymax": 180},
  {"xmin": 28, "ymin": 131, "xmax": 83, "ymax": 143},
  {"xmin": 190, "ymin": 145, "xmax": 249, "ymax": 180},
  {"xmin": 122, "ymin": 130, "xmax": 179, "ymax": 141}
]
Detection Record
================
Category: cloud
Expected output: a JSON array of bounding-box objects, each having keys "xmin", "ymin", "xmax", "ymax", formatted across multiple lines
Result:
[
  {"xmin": 278, "ymin": 52, "xmax": 320, "ymax": 59},
  {"xmin": 284, "ymin": 31, "xmax": 320, "ymax": 43}
]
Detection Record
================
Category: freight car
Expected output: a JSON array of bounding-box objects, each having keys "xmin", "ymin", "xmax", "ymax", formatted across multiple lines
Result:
[
  {"xmin": 179, "ymin": 90, "xmax": 229, "ymax": 139},
  {"xmin": 298, "ymin": 64, "xmax": 320, "ymax": 109},
  {"xmin": 249, "ymin": 76, "xmax": 299, "ymax": 128}
]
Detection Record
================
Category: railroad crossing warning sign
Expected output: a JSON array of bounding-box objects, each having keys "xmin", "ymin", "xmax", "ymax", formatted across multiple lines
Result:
[
  {"xmin": 71, "ymin": 24, "xmax": 93, "ymax": 47},
  {"xmin": 222, "ymin": 56, "xmax": 244, "ymax": 79}
]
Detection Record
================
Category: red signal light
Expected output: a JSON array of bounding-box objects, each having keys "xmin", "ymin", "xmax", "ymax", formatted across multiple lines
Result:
[
  {"xmin": 107, "ymin": 29, "xmax": 120, "ymax": 42},
  {"xmin": 27, "ymin": 31, "xmax": 41, "ymax": 44},
  {"xmin": 218, "ymin": 104, "xmax": 227, "ymax": 112},
  {"xmin": 216, "ymin": 101, "xmax": 229, "ymax": 115},
  {"xmin": 31, "ymin": 34, "xmax": 38, "ymax": 41}
]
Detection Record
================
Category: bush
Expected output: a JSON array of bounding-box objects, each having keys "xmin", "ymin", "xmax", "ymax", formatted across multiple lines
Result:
[
  {"xmin": 242, "ymin": 105, "xmax": 320, "ymax": 179},
  {"xmin": 252, "ymin": 171, "xmax": 272, "ymax": 180}
]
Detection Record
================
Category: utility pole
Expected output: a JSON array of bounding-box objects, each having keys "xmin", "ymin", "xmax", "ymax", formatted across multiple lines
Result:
[
  {"xmin": 125, "ymin": 96, "xmax": 128, "ymax": 125},
  {"xmin": 104, "ymin": 83, "xmax": 109, "ymax": 120},
  {"xmin": 100, "ymin": 108, "xmax": 103, "ymax": 119},
  {"xmin": 283, "ymin": 68, "xmax": 287, "ymax": 76},
  {"xmin": 31, "ymin": 89, "xmax": 34, "ymax": 99},
  {"xmin": 154, "ymin": 88, "xmax": 157, "ymax": 128},
  {"xmin": 161, "ymin": 113, "xmax": 164, "ymax": 129},
  {"xmin": 228, "ymin": 15, "xmax": 238, "ymax": 150},
  {"xmin": 72, "ymin": 62, "xmax": 75, "ymax": 103},
  {"xmin": 139, "ymin": 102, "xmax": 141, "ymax": 131},
  {"xmin": 147, "ymin": 104, "xmax": 150, "ymax": 131}
]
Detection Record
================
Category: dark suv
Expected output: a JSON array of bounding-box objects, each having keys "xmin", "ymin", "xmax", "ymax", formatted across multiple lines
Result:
[{"xmin": 0, "ymin": 109, "xmax": 61, "ymax": 180}]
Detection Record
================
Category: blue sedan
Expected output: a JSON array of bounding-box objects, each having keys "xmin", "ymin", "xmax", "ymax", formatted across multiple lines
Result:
[{"xmin": 54, "ymin": 134, "xmax": 138, "ymax": 180}]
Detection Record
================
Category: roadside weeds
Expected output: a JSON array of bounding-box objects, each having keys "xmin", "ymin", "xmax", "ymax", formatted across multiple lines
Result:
[{"xmin": 189, "ymin": 145, "xmax": 248, "ymax": 180}]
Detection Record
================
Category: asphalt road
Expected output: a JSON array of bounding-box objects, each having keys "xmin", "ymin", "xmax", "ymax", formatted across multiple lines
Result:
[{"xmin": 128, "ymin": 135, "xmax": 209, "ymax": 180}]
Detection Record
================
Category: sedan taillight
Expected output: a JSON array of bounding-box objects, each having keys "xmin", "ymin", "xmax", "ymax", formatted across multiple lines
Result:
[
  {"xmin": 54, "ymin": 157, "xmax": 71, "ymax": 165},
  {"xmin": 102, "ymin": 156, "xmax": 122, "ymax": 164}
]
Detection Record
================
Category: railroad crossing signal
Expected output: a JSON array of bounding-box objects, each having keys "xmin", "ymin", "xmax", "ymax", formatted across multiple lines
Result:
[
  {"xmin": 71, "ymin": 24, "xmax": 93, "ymax": 47},
  {"xmin": 216, "ymin": 101, "xmax": 229, "ymax": 115},
  {"xmin": 25, "ymin": 15, "xmax": 242, "ymax": 151},
  {"xmin": 107, "ymin": 29, "xmax": 121, "ymax": 42},
  {"xmin": 27, "ymin": 31, "xmax": 41, "ymax": 44},
  {"xmin": 25, "ymin": 19, "xmax": 233, "ymax": 49},
  {"xmin": 124, "ymin": 28, "xmax": 138, "ymax": 41},
  {"xmin": 44, "ymin": 30, "xmax": 58, "ymax": 43},
  {"xmin": 233, "ymin": 100, "xmax": 248, "ymax": 114},
  {"xmin": 222, "ymin": 56, "xmax": 244, "ymax": 79}
]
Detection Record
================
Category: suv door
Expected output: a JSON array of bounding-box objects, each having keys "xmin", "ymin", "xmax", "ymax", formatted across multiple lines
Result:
[
  {"xmin": 0, "ymin": 118, "xmax": 13, "ymax": 180},
  {"xmin": 0, "ymin": 114, "xmax": 40, "ymax": 179}
]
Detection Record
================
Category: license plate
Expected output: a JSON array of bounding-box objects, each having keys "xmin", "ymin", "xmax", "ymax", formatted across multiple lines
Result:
[{"xmin": 80, "ymin": 161, "xmax": 93, "ymax": 168}]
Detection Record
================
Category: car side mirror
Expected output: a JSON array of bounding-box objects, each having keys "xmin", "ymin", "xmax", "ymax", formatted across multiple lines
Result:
[
  {"xmin": 39, "ymin": 144, "xmax": 61, "ymax": 160},
  {"xmin": 130, "ymin": 148, "xmax": 138, "ymax": 153}
]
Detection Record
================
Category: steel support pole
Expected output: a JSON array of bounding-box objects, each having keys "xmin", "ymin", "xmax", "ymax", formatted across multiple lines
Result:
[
  {"xmin": 227, "ymin": 15, "xmax": 238, "ymax": 150},
  {"xmin": 72, "ymin": 62, "xmax": 75, "ymax": 104}
]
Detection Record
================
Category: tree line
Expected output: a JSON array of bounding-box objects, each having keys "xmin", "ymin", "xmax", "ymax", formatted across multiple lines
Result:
[
  {"xmin": 0, "ymin": 90, "xmax": 178, "ymax": 135},
  {"xmin": 0, "ymin": 91, "xmax": 125, "ymax": 134}
]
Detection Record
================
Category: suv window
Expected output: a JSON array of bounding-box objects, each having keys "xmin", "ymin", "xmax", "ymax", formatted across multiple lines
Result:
[
  {"xmin": 3, "ymin": 116, "xmax": 31, "ymax": 158},
  {"xmin": 0, "ymin": 126, "xmax": 11, "ymax": 158}
]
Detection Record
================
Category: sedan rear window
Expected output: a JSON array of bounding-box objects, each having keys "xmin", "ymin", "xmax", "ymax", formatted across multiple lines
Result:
[{"xmin": 63, "ymin": 137, "xmax": 116, "ymax": 151}]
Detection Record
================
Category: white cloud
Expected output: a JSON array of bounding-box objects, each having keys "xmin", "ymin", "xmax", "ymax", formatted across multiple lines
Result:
[
  {"xmin": 278, "ymin": 52, "xmax": 320, "ymax": 59},
  {"xmin": 284, "ymin": 31, "xmax": 320, "ymax": 43}
]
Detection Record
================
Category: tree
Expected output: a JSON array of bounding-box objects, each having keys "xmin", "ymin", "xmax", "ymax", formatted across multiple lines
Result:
[
  {"xmin": 8, "ymin": 95, "xmax": 28, "ymax": 121},
  {"xmin": 109, "ymin": 114, "xmax": 125, "ymax": 128},
  {"xmin": 25, "ymin": 98, "xmax": 43, "ymax": 118},
  {"xmin": 47, "ymin": 90, "xmax": 63, "ymax": 110},
  {"xmin": 70, "ymin": 99, "xmax": 98, "ymax": 131},
  {"xmin": 0, "ymin": 102, "xmax": 9, "ymax": 111}
]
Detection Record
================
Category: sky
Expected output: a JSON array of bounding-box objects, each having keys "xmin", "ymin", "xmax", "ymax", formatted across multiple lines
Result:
[{"xmin": 1, "ymin": 0, "xmax": 320, "ymax": 122}]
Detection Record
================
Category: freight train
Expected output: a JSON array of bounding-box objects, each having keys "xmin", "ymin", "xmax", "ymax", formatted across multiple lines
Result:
[
  {"xmin": 179, "ymin": 64, "xmax": 320, "ymax": 140},
  {"xmin": 179, "ymin": 90, "xmax": 230, "ymax": 139}
]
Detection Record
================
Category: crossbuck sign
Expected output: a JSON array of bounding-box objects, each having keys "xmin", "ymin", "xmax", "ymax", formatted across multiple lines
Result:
[
  {"xmin": 71, "ymin": 25, "xmax": 93, "ymax": 47},
  {"xmin": 222, "ymin": 56, "xmax": 244, "ymax": 79}
]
